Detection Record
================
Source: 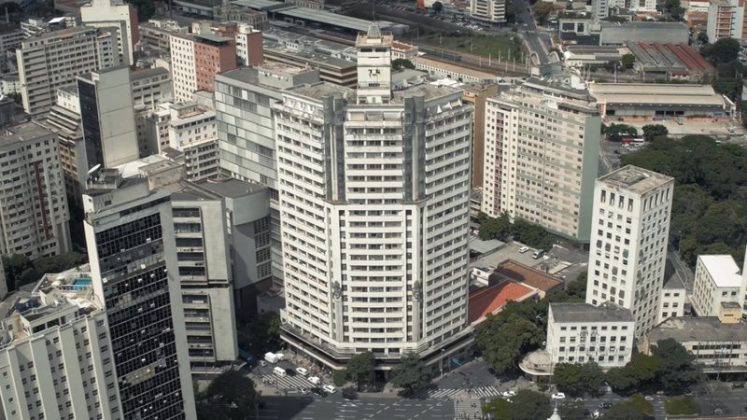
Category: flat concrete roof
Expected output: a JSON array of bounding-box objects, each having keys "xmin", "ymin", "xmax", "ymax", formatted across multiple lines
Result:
[
  {"xmin": 0, "ymin": 122, "xmax": 54, "ymax": 147},
  {"xmin": 648, "ymin": 317, "xmax": 747, "ymax": 343},
  {"xmin": 598, "ymin": 165, "xmax": 673, "ymax": 195},
  {"xmin": 413, "ymin": 56, "xmax": 496, "ymax": 80},
  {"xmin": 699, "ymin": 255, "xmax": 742, "ymax": 288},
  {"xmin": 550, "ymin": 302, "xmax": 634, "ymax": 323},
  {"xmin": 588, "ymin": 83, "xmax": 725, "ymax": 106},
  {"xmin": 230, "ymin": 0, "xmax": 292, "ymax": 11},
  {"xmin": 276, "ymin": 7, "xmax": 397, "ymax": 32}
]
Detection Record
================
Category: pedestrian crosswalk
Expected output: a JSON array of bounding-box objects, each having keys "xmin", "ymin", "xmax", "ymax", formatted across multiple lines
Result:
[
  {"xmin": 454, "ymin": 398, "xmax": 484, "ymax": 420},
  {"xmin": 407, "ymin": 385, "xmax": 503, "ymax": 400},
  {"xmin": 261, "ymin": 374, "xmax": 317, "ymax": 391}
]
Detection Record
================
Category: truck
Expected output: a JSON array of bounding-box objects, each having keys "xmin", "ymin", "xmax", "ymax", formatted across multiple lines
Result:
[{"xmin": 264, "ymin": 352, "xmax": 279, "ymax": 364}]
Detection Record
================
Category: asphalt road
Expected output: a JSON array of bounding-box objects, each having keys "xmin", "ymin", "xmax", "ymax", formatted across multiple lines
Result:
[{"xmin": 257, "ymin": 395, "xmax": 454, "ymax": 420}]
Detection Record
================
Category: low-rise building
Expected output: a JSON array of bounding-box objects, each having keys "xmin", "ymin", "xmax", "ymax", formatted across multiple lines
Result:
[
  {"xmin": 493, "ymin": 260, "xmax": 564, "ymax": 298},
  {"xmin": 0, "ymin": 265, "xmax": 122, "ymax": 420},
  {"xmin": 626, "ymin": 42, "xmax": 715, "ymax": 82},
  {"xmin": 599, "ymin": 22, "xmax": 690, "ymax": 46},
  {"xmin": 691, "ymin": 254, "xmax": 745, "ymax": 317},
  {"xmin": 659, "ymin": 276, "xmax": 687, "ymax": 323},
  {"xmin": 412, "ymin": 56, "xmax": 497, "ymax": 83},
  {"xmin": 130, "ymin": 67, "xmax": 172, "ymax": 108},
  {"xmin": 468, "ymin": 281, "xmax": 537, "ymax": 326},
  {"xmin": 547, "ymin": 302, "xmax": 636, "ymax": 369},
  {"xmin": 643, "ymin": 310, "xmax": 747, "ymax": 374}
]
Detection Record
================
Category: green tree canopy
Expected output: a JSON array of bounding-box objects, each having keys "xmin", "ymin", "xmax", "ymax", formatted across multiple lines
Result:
[
  {"xmin": 432, "ymin": 1, "xmax": 443, "ymax": 13},
  {"xmin": 621, "ymin": 54, "xmax": 635, "ymax": 69},
  {"xmin": 651, "ymin": 339, "xmax": 700, "ymax": 394},
  {"xmin": 479, "ymin": 212, "xmax": 511, "ymax": 241},
  {"xmin": 604, "ymin": 394, "xmax": 655, "ymax": 419},
  {"xmin": 484, "ymin": 390, "xmax": 552, "ymax": 420},
  {"xmin": 196, "ymin": 370, "xmax": 257, "ymax": 420},
  {"xmin": 641, "ymin": 124, "xmax": 668, "ymax": 142},
  {"xmin": 554, "ymin": 362, "xmax": 605, "ymax": 396},
  {"xmin": 390, "ymin": 353, "xmax": 432, "ymax": 394},
  {"xmin": 701, "ymin": 38, "xmax": 740, "ymax": 64},
  {"xmin": 392, "ymin": 58, "xmax": 415, "ymax": 71},
  {"xmin": 346, "ymin": 351, "xmax": 375, "ymax": 391}
]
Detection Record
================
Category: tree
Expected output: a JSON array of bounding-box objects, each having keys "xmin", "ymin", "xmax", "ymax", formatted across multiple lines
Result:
[
  {"xmin": 392, "ymin": 58, "xmax": 415, "ymax": 71},
  {"xmin": 245, "ymin": 312, "xmax": 281, "ymax": 355},
  {"xmin": 511, "ymin": 219, "xmax": 555, "ymax": 251},
  {"xmin": 483, "ymin": 397, "xmax": 513, "ymax": 419},
  {"xmin": 345, "ymin": 351, "xmax": 375, "ymax": 391},
  {"xmin": 641, "ymin": 124, "xmax": 668, "ymax": 141},
  {"xmin": 697, "ymin": 31, "xmax": 708, "ymax": 44},
  {"xmin": 333, "ymin": 369, "xmax": 348, "ymax": 387},
  {"xmin": 126, "ymin": 0, "xmax": 155, "ymax": 21},
  {"xmin": 621, "ymin": 54, "xmax": 635, "ymax": 70},
  {"xmin": 605, "ymin": 124, "xmax": 638, "ymax": 140},
  {"xmin": 554, "ymin": 362, "xmax": 605, "ymax": 396},
  {"xmin": 532, "ymin": 2, "xmax": 555, "ymax": 25},
  {"xmin": 479, "ymin": 213, "xmax": 511, "ymax": 241},
  {"xmin": 651, "ymin": 339, "xmax": 700, "ymax": 394},
  {"xmin": 560, "ymin": 400, "xmax": 587, "ymax": 419},
  {"xmin": 196, "ymin": 370, "xmax": 257, "ymax": 420},
  {"xmin": 565, "ymin": 272, "xmax": 587, "ymax": 300},
  {"xmin": 432, "ymin": 1, "xmax": 443, "ymax": 14},
  {"xmin": 509, "ymin": 390, "xmax": 552, "ymax": 420},
  {"xmin": 701, "ymin": 38, "xmax": 740, "ymax": 64},
  {"xmin": 390, "ymin": 353, "xmax": 432, "ymax": 395},
  {"xmin": 604, "ymin": 394, "xmax": 655, "ymax": 419}
]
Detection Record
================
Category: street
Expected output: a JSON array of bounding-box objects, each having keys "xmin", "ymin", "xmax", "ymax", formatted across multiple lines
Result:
[{"xmin": 256, "ymin": 395, "xmax": 455, "ymax": 420}]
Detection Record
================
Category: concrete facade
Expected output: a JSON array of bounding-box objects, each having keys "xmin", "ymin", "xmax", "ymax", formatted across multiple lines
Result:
[
  {"xmin": 168, "ymin": 101, "xmax": 219, "ymax": 182},
  {"xmin": 81, "ymin": 0, "xmax": 139, "ymax": 65},
  {"xmin": 691, "ymin": 254, "xmax": 746, "ymax": 317},
  {"xmin": 170, "ymin": 33, "xmax": 237, "ymax": 102},
  {"xmin": 586, "ymin": 165, "xmax": 674, "ymax": 336},
  {"xmin": 469, "ymin": 0, "xmax": 507, "ymax": 23}
]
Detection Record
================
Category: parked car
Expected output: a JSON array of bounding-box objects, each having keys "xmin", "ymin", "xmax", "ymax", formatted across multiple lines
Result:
[
  {"xmin": 296, "ymin": 367, "xmax": 309, "ymax": 376},
  {"xmin": 308, "ymin": 376, "xmax": 321, "ymax": 385},
  {"xmin": 285, "ymin": 368, "xmax": 296, "ymax": 376},
  {"xmin": 311, "ymin": 387, "xmax": 328, "ymax": 397},
  {"xmin": 551, "ymin": 392, "xmax": 566, "ymax": 400},
  {"xmin": 323, "ymin": 384, "xmax": 337, "ymax": 394},
  {"xmin": 502, "ymin": 390, "xmax": 516, "ymax": 397},
  {"xmin": 273, "ymin": 366, "xmax": 287, "ymax": 377},
  {"xmin": 533, "ymin": 250, "xmax": 545, "ymax": 259},
  {"xmin": 518, "ymin": 246, "xmax": 529, "ymax": 254}
]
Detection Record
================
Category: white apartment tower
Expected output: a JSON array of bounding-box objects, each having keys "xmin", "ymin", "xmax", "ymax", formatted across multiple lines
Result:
[
  {"xmin": 469, "ymin": 0, "xmax": 506, "ymax": 23},
  {"xmin": 17, "ymin": 26, "xmax": 118, "ymax": 117},
  {"xmin": 482, "ymin": 80, "xmax": 601, "ymax": 242},
  {"xmin": 586, "ymin": 165, "xmax": 674, "ymax": 335},
  {"xmin": 0, "ymin": 122, "xmax": 71, "ymax": 259},
  {"xmin": 592, "ymin": 0, "xmax": 610, "ymax": 22},
  {"xmin": 277, "ymin": 25, "xmax": 473, "ymax": 368},
  {"xmin": 81, "ymin": 0, "xmax": 139, "ymax": 65}
]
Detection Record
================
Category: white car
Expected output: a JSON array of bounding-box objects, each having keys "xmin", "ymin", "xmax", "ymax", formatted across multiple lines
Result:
[
  {"xmin": 322, "ymin": 384, "xmax": 337, "ymax": 394},
  {"xmin": 518, "ymin": 246, "xmax": 529, "ymax": 254},
  {"xmin": 296, "ymin": 367, "xmax": 309, "ymax": 376},
  {"xmin": 308, "ymin": 376, "xmax": 321, "ymax": 385},
  {"xmin": 502, "ymin": 390, "xmax": 516, "ymax": 397},
  {"xmin": 551, "ymin": 392, "xmax": 566, "ymax": 400}
]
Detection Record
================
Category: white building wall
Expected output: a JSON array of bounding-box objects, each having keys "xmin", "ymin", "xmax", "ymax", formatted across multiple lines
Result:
[
  {"xmin": 658, "ymin": 286, "xmax": 686, "ymax": 322},
  {"xmin": 169, "ymin": 35, "xmax": 197, "ymax": 102},
  {"xmin": 691, "ymin": 255, "xmax": 745, "ymax": 317},
  {"xmin": 81, "ymin": 0, "xmax": 136, "ymax": 65}
]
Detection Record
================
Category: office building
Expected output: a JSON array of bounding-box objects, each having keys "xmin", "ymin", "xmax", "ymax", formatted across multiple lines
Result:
[
  {"xmin": 585, "ymin": 165, "xmax": 674, "ymax": 335},
  {"xmin": 691, "ymin": 253, "xmax": 746, "ymax": 317},
  {"xmin": 658, "ymin": 277, "xmax": 687, "ymax": 322},
  {"xmin": 167, "ymin": 101, "xmax": 219, "ymax": 182},
  {"xmin": 0, "ymin": 266, "xmax": 122, "ymax": 420},
  {"xmin": 235, "ymin": 24, "xmax": 263, "ymax": 67},
  {"xmin": 81, "ymin": 0, "xmax": 139, "ymax": 65},
  {"xmin": 546, "ymin": 302, "xmax": 635, "ymax": 369},
  {"xmin": 83, "ymin": 161, "xmax": 196, "ymax": 419},
  {"xmin": 0, "ymin": 122, "xmax": 71, "ymax": 259},
  {"xmin": 469, "ymin": 0, "xmax": 506, "ymax": 24},
  {"xmin": 482, "ymin": 79, "xmax": 602, "ymax": 242},
  {"xmin": 277, "ymin": 25, "xmax": 473, "ymax": 368},
  {"xmin": 169, "ymin": 33, "xmax": 237, "ymax": 102},
  {"xmin": 643, "ymin": 311, "xmax": 747, "ymax": 374},
  {"xmin": 140, "ymin": 19, "xmax": 189, "ymax": 55},
  {"xmin": 77, "ymin": 65, "xmax": 139, "ymax": 169},
  {"xmin": 130, "ymin": 67, "xmax": 172, "ymax": 108},
  {"xmin": 17, "ymin": 26, "xmax": 118, "ymax": 117},
  {"xmin": 215, "ymin": 64, "xmax": 321, "ymax": 285},
  {"xmin": 707, "ymin": 0, "xmax": 747, "ymax": 41}
]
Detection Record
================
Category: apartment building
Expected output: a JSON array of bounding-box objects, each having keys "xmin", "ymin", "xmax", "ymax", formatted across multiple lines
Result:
[
  {"xmin": 277, "ymin": 25, "xmax": 474, "ymax": 369},
  {"xmin": 130, "ymin": 67, "xmax": 172, "ymax": 108},
  {"xmin": 0, "ymin": 23, "xmax": 23, "ymax": 71},
  {"xmin": 659, "ymin": 277, "xmax": 687, "ymax": 323},
  {"xmin": 81, "ymin": 0, "xmax": 139, "ymax": 65},
  {"xmin": 546, "ymin": 303, "xmax": 635, "ymax": 369},
  {"xmin": 168, "ymin": 101, "xmax": 219, "ymax": 182},
  {"xmin": 175, "ymin": 178, "xmax": 272, "ymax": 321},
  {"xmin": 140, "ymin": 19, "xmax": 189, "ymax": 55},
  {"xmin": 0, "ymin": 122, "xmax": 71, "ymax": 259},
  {"xmin": 77, "ymin": 65, "xmax": 139, "ymax": 169},
  {"xmin": 0, "ymin": 266, "xmax": 122, "ymax": 420},
  {"xmin": 691, "ymin": 254, "xmax": 746, "ymax": 317},
  {"xmin": 462, "ymin": 83, "xmax": 499, "ymax": 189},
  {"xmin": 644, "ymin": 308, "xmax": 747, "ymax": 374},
  {"xmin": 469, "ymin": 0, "xmax": 506, "ymax": 23},
  {"xmin": 169, "ymin": 33, "xmax": 237, "ymax": 102},
  {"xmin": 707, "ymin": 0, "xmax": 747, "ymax": 41},
  {"xmin": 235, "ymin": 24, "xmax": 263, "ymax": 67},
  {"xmin": 482, "ymin": 79, "xmax": 601, "ymax": 242},
  {"xmin": 135, "ymin": 103, "xmax": 171, "ymax": 157},
  {"xmin": 83, "ymin": 163, "xmax": 196, "ymax": 419},
  {"xmin": 215, "ymin": 64, "xmax": 320, "ymax": 285},
  {"xmin": 592, "ymin": 0, "xmax": 610, "ymax": 23},
  {"xmin": 17, "ymin": 26, "xmax": 118, "ymax": 117},
  {"xmin": 586, "ymin": 165, "xmax": 674, "ymax": 335}
]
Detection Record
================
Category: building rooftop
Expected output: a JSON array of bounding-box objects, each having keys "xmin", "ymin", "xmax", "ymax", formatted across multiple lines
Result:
[
  {"xmin": 600, "ymin": 21, "xmax": 689, "ymax": 30},
  {"xmin": 663, "ymin": 274, "xmax": 685, "ymax": 290},
  {"xmin": 588, "ymin": 82, "xmax": 725, "ymax": 106},
  {"xmin": 598, "ymin": 165, "xmax": 674, "ymax": 195},
  {"xmin": 648, "ymin": 317, "xmax": 747, "ymax": 343},
  {"xmin": 0, "ymin": 121, "xmax": 54, "ymax": 147},
  {"xmin": 230, "ymin": 0, "xmax": 292, "ymax": 11},
  {"xmin": 494, "ymin": 260, "xmax": 564, "ymax": 293},
  {"xmin": 275, "ymin": 7, "xmax": 397, "ymax": 32},
  {"xmin": 550, "ymin": 302, "xmax": 634, "ymax": 323},
  {"xmin": 412, "ymin": 56, "xmax": 497, "ymax": 81},
  {"xmin": 468, "ymin": 281, "xmax": 537, "ymax": 324},
  {"xmin": 288, "ymin": 82, "xmax": 353, "ymax": 99},
  {"xmin": 130, "ymin": 67, "xmax": 170, "ymax": 80},
  {"xmin": 699, "ymin": 255, "xmax": 742, "ymax": 288},
  {"xmin": 195, "ymin": 33, "xmax": 232, "ymax": 44},
  {"xmin": 469, "ymin": 238, "xmax": 505, "ymax": 255},
  {"xmin": 195, "ymin": 178, "xmax": 266, "ymax": 198}
]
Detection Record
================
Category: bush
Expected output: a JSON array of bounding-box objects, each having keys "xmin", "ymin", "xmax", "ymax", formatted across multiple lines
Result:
[
  {"xmin": 333, "ymin": 369, "xmax": 348, "ymax": 387},
  {"xmin": 665, "ymin": 397, "xmax": 700, "ymax": 415}
]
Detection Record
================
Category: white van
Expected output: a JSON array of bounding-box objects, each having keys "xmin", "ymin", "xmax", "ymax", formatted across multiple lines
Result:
[{"xmin": 273, "ymin": 366, "xmax": 287, "ymax": 377}]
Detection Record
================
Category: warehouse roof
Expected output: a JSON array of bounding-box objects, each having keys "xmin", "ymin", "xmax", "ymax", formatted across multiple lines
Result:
[
  {"xmin": 648, "ymin": 317, "xmax": 747, "ymax": 343},
  {"xmin": 588, "ymin": 83, "xmax": 726, "ymax": 106},
  {"xmin": 276, "ymin": 7, "xmax": 397, "ymax": 32}
]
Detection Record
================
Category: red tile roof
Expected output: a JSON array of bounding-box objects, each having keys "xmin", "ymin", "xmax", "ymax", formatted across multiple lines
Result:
[
  {"xmin": 468, "ymin": 281, "xmax": 537, "ymax": 325},
  {"xmin": 494, "ymin": 260, "xmax": 563, "ymax": 293}
]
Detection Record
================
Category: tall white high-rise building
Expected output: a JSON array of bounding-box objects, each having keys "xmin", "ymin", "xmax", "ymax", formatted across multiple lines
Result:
[
  {"xmin": 469, "ymin": 0, "xmax": 506, "ymax": 24},
  {"xmin": 80, "ymin": 0, "xmax": 139, "ymax": 65},
  {"xmin": 592, "ymin": 0, "xmax": 610, "ymax": 22},
  {"xmin": 585, "ymin": 165, "xmax": 674, "ymax": 335},
  {"xmin": 482, "ymin": 80, "xmax": 601, "ymax": 242},
  {"xmin": 277, "ymin": 25, "xmax": 473, "ymax": 369}
]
